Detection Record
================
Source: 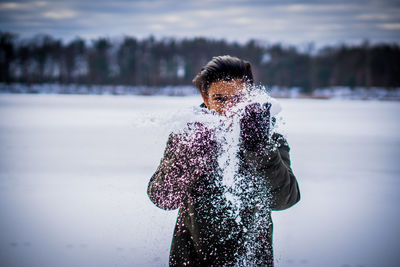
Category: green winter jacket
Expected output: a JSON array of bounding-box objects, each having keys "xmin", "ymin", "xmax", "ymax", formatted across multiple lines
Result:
[{"xmin": 147, "ymin": 123, "xmax": 300, "ymax": 267}]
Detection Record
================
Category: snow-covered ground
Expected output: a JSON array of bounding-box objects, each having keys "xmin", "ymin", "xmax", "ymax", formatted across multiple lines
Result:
[{"xmin": 0, "ymin": 94, "xmax": 399, "ymax": 267}]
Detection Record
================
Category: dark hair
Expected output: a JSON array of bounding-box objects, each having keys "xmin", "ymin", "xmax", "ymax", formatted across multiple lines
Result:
[{"xmin": 192, "ymin": 55, "xmax": 254, "ymax": 96}]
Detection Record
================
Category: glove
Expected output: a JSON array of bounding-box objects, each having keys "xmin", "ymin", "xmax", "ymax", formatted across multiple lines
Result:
[{"xmin": 240, "ymin": 102, "xmax": 271, "ymax": 151}]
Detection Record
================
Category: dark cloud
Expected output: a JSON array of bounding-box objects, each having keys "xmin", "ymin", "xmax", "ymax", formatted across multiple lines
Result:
[{"xmin": 0, "ymin": 0, "xmax": 399, "ymax": 46}]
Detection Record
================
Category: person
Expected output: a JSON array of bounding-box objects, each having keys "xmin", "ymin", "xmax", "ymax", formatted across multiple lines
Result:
[{"xmin": 147, "ymin": 55, "xmax": 300, "ymax": 266}]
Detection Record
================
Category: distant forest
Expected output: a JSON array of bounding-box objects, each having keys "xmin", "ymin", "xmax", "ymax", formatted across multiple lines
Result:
[{"xmin": 1, "ymin": 32, "xmax": 399, "ymax": 92}]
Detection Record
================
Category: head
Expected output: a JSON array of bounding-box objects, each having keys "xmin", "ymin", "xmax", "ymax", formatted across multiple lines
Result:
[{"xmin": 193, "ymin": 55, "xmax": 254, "ymax": 115}]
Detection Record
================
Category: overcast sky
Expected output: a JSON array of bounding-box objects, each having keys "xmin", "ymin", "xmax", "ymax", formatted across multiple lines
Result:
[{"xmin": 1, "ymin": 0, "xmax": 400, "ymax": 46}]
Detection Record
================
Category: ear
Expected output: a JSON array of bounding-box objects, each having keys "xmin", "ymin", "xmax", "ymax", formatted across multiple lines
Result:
[{"xmin": 201, "ymin": 92, "xmax": 209, "ymax": 109}]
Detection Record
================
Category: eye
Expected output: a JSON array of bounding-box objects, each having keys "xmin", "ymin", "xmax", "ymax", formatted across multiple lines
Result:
[
  {"xmin": 232, "ymin": 95, "xmax": 241, "ymax": 102},
  {"xmin": 214, "ymin": 96, "xmax": 228, "ymax": 103}
]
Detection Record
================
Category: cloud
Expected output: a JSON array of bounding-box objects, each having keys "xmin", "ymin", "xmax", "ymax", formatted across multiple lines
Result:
[
  {"xmin": 43, "ymin": 10, "xmax": 77, "ymax": 19},
  {"xmin": 231, "ymin": 17, "xmax": 252, "ymax": 26},
  {"xmin": 162, "ymin": 15, "xmax": 182, "ymax": 24},
  {"xmin": 0, "ymin": 1, "xmax": 40, "ymax": 10},
  {"xmin": 147, "ymin": 24, "xmax": 165, "ymax": 31},
  {"xmin": 378, "ymin": 23, "xmax": 400, "ymax": 30},
  {"xmin": 356, "ymin": 14, "xmax": 390, "ymax": 20},
  {"xmin": 0, "ymin": 0, "xmax": 399, "ymax": 46},
  {"xmin": 285, "ymin": 3, "xmax": 357, "ymax": 12},
  {"xmin": 0, "ymin": 1, "xmax": 49, "ymax": 10},
  {"xmin": 0, "ymin": 2, "xmax": 23, "ymax": 10}
]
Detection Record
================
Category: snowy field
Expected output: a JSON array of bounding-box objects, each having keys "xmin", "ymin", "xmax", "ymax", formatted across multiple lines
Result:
[{"xmin": 0, "ymin": 94, "xmax": 399, "ymax": 267}]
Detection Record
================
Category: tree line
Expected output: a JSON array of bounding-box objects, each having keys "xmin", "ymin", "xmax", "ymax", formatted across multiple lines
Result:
[{"xmin": 1, "ymin": 32, "xmax": 399, "ymax": 92}]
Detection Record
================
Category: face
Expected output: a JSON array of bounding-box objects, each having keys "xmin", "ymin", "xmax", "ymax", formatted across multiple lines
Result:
[{"xmin": 202, "ymin": 79, "xmax": 248, "ymax": 115}]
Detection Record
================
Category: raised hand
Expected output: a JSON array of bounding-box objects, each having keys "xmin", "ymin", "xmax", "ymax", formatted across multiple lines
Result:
[{"xmin": 240, "ymin": 102, "xmax": 271, "ymax": 151}]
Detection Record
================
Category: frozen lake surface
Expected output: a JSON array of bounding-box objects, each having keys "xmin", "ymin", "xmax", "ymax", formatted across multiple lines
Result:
[{"xmin": 0, "ymin": 94, "xmax": 399, "ymax": 267}]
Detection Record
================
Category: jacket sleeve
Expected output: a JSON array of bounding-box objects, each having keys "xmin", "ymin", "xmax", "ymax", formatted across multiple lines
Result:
[
  {"xmin": 147, "ymin": 134, "xmax": 189, "ymax": 210},
  {"xmin": 241, "ymin": 134, "xmax": 300, "ymax": 211}
]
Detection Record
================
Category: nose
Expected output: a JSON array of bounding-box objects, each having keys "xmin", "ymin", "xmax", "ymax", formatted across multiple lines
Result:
[{"xmin": 223, "ymin": 94, "xmax": 244, "ymax": 114}]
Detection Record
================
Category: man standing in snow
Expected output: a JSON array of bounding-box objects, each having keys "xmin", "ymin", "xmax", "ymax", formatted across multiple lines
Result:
[{"xmin": 147, "ymin": 55, "xmax": 300, "ymax": 266}]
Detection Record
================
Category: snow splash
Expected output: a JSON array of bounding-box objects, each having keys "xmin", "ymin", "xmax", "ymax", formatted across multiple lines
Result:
[
  {"xmin": 215, "ymin": 88, "xmax": 281, "ymax": 214},
  {"xmin": 211, "ymin": 88, "xmax": 282, "ymax": 266},
  {"xmin": 146, "ymin": 85, "xmax": 284, "ymax": 266}
]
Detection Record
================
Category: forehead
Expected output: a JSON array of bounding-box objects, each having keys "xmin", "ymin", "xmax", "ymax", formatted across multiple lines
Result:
[{"xmin": 208, "ymin": 79, "xmax": 246, "ymax": 96}]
